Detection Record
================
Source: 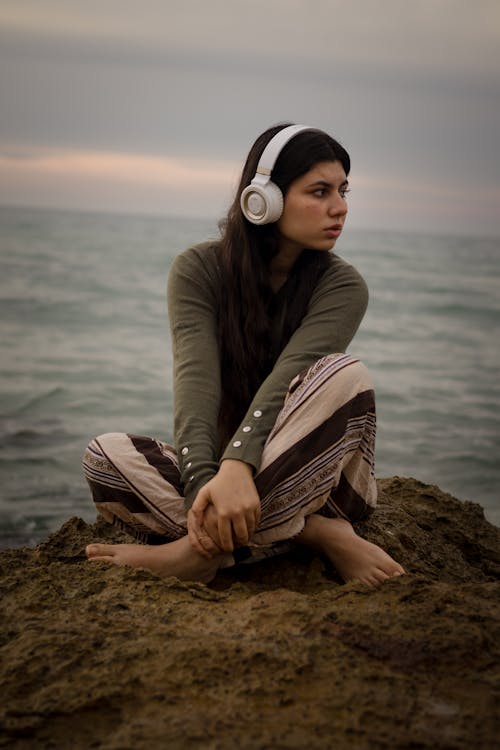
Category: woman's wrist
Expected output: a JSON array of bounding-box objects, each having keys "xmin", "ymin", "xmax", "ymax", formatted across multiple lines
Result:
[{"xmin": 218, "ymin": 458, "xmax": 254, "ymax": 478}]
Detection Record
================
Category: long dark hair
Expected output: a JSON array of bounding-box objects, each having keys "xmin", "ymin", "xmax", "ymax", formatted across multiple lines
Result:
[{"xmin": 217, "ymin": 123, "xmax": 350, "ymax": 446}]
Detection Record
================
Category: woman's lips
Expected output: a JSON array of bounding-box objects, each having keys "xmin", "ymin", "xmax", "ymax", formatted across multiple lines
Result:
[{"xmin": 324, "ymin": 225, "xmax": 343, "ymax": 238}]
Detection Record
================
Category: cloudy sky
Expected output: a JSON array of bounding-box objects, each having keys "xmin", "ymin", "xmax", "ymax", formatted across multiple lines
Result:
[{"xmin": 1, "ymin": 0, "xmax": 499, "ymax": 235}]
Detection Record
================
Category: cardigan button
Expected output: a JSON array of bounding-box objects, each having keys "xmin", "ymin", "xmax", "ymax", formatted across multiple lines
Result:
[
  {"xmin": 253, "ymin": 410, "xmax": 262, "ymax": 418},
  {"xmin": 232, "ymin": 440, "xmax": 242, "ymax": 448},
  {"xmin": 181, "ymin": 447, "xmax": 189, "ymax": 456},
  {"xmin": 242, "ymin": 426, "xmax": 252, "ymax": 433}
]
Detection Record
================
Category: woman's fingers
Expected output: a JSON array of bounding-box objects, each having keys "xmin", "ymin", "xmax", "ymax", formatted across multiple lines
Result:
[
  {"xmin": 187, "ymin": 520, "xmax": 210, "ymax": 558},
  {"xmin": 228, "ymin": 508, "xmax": 260, "ymax": 548},
  {"xmin": 236, "ymin": 507, "xmax": 260, "ymax": 545},
  {"xmin": 188, "ymin": 531, "xmax": 211, "ymax": 558},
  {"xmin": 232, "ymin": 514, "xmax": 250, "ymax": 547},
  {"xmin": 203, "ymin": 506, "xmax": 224, "ymax": 549},
  {"xmin": 218, "ymin": 506, "xmax": 261, "ymax": 549},
  {"xmin": 191, "ymin": 487, "xmax": 210, "ymax": 524},
  {"xmin": 217, "ymin": 516, "xmax": 235, "ymax": 552},
  {"xmin": 187, "ymin": 510, "xmax": 217, "ymax": 558},
  {"xmin": 198, "ymin": 533, "xmax": 222, "ymax": 556}
]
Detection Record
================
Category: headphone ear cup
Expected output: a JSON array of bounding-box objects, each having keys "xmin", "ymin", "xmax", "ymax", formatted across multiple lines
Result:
[
  {"xmin": 263, "ymin": 181, "xmax": 284, "ymax": 223},
  {"xmin": 240, "ymin": 181, "xmax": 284, "ymax": 225}
]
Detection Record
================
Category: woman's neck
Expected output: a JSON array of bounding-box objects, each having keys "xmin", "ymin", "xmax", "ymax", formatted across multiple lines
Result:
[{"xmin": 269, "ymin": 241, "xmax": 303, "ymax": 292}]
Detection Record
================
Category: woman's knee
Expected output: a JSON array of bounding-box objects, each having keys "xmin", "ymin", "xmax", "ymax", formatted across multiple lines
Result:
[
  {"xmin": 82, "ymin": 432, "xmax": 130, "ymax": 468},
  {"xmin": 320, "ymin": 353, "xmax": 373, "ymax": 389},
  {"xmin": 286, "ymin": 354, "xmax": 374, "ymax": 414},
  {"xmin": 85, "ymin": 432, "xmax": 128, "ymax": 451},
  {"xmin": 82, "ymin": 433, "xmax": 126, "ymax": 486}
]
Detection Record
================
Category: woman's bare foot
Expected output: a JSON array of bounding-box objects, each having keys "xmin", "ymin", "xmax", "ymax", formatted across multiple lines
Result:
[
  {"xmin": 298, "ymin": 514, "xmax": 405, "ymax": 587},
  {"xmin": 85, "ymin": 535, "xmax": 227, "ymax": 583}
]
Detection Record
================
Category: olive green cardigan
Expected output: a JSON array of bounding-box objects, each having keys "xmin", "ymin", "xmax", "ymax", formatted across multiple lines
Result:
[{"xmin": 167, "ymin": 241, "xmax": 368, "ymax": 508}]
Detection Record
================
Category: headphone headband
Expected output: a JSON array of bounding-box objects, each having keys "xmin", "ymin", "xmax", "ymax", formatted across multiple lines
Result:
[
  {"xmin": 254, "ymin": 124, "xmax": 314, "ymax": 180},
  {"xmin": 240, "ymin": 124, "xmax": 315, "ymax": 225}
]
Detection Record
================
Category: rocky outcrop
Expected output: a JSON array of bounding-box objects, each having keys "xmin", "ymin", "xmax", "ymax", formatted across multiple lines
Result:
[{"xmin": 0, "ymin": 477, "xmax": 499, "ymax": 749}]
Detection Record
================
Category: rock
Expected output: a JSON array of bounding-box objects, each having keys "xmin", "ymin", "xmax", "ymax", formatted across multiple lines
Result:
[{"xmin": 0, "ymin": 477, "xmax": 499, "ymax": 749}]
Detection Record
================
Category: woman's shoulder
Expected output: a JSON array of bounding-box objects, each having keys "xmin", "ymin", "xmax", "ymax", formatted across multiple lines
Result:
[
  {"xmin": 167, "ymin": 240, "xmax": 223, "ymax": 305},
  {"xmin": 169, "ymin": 240, "xmax": 223, "ymax": 285},
  {"xmin": 172, "ymin": 240, "xmax": 221, "ymax": 270},
  {"xmin": 322, "ymin": 252, "xmax": 368, "ymax": 288},
  {"xmin": 309, "ymin": 252, "xmax": 369, "ymax": 308}
]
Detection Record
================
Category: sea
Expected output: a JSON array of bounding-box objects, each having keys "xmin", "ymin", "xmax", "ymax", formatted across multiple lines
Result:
[{"xmin": 1, "ymin": 205, "xmax": 499, "ymax": 548}]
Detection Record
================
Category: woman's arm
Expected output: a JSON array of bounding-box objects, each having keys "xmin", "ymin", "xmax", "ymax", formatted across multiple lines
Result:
[
  {"xmin": 221, "ymin": 254, "xmax": 369, "ymax": 472},
  {"xmin": 167, "ymin": 243, "xmax": 223, "ymax": 508},
  {"xmin": 169, "ymin": 245, "xmax": 261, "ymax": 554}
]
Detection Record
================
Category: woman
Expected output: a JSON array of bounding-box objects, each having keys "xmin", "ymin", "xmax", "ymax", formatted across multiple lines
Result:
[{"xmin": 83, "ymin": 124, "xmax": 405, "ymax": 587}]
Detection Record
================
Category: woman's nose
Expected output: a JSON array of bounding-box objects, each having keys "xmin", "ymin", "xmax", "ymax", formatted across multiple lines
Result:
[{"xmin": 328, "ymin": 194, "xmax": 348, "ymax": 216}]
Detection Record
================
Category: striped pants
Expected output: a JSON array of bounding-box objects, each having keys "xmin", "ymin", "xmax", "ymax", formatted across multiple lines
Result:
[{"xmin": 82, "ymin": 354, "xmax": 377, "ymax": 562}]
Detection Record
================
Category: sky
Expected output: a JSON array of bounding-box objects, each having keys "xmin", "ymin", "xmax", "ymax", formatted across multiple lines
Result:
[{"xmin": 0, "ymin": 0, "xmax": 499, "ymax": 235}]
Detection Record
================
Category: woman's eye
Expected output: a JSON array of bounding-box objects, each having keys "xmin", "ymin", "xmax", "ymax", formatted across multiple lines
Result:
[
  {"xmin": 339, "ymin": 188, "xmax": 351, "ymax": 199},
  {"xmin": 313, "ymin": 188, "xmax": 326, "ymax": 197}
]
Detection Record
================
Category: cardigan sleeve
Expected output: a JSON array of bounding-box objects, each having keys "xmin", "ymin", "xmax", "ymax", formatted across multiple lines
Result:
[
  {"xmin": 167, "ymin": 243, "xmax": 222, "ymax": 508},
  {"xmin": 221, "ymin": 254, "xmax": 369, "ymax": 471}
]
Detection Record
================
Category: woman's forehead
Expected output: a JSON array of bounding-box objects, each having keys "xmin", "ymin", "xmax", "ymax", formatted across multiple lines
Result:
[{"xmin": 297, "ymin": 160, "xmax": 348, "ymax": 186}]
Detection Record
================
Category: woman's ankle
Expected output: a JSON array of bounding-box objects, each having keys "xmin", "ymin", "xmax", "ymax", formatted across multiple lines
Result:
[{"xmin": 297, "ymin": 514, "xmax": 353, "ymax": 552}]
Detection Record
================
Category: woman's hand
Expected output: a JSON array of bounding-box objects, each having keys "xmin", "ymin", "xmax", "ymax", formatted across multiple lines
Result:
[
  {"xmin": 191, "ymin": 460, "xmax": 261, "ymax": 552},
  {"xmin": 187, "ymin": 507, "xmax": 223, "ymax": 559}
]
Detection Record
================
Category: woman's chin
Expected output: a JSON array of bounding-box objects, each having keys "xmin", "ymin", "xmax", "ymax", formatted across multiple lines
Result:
[{"xmin": 308, "ymin": 239, "xmax": 337, "ymax": 252}]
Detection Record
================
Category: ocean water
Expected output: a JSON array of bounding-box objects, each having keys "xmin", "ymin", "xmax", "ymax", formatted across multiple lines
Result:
[{"xmin": 0, "ymin": 205, "xmax": 499, "ymax": 547}]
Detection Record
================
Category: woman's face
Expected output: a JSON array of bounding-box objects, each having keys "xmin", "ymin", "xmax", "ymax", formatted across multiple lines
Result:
[{"xmin": 276, "ymin": 160, "xmax": 349, "ymax": 254}]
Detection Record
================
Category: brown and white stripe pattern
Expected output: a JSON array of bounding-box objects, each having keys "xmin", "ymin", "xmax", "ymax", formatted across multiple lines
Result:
[
  {"xmin": 252, "ymin": 353, "xmax": 376, "ymax": 545},
  {"xmin": 83, "ymin": 434, "xmax": 186, "ymax": 543},
  {"xmin": 82, "ymin": 353, "xmax": 377, "ymax": 558}
]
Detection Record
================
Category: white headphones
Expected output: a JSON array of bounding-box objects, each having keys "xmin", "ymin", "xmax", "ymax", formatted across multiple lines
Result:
[{"xmin": 240, "ymin": 124, "xmax": 314, "ymax": 225}]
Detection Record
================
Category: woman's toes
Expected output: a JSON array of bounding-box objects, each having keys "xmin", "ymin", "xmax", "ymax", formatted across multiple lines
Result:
[
  {"xmin": 86, "ymin": 543, "xmax": 112, "ymax": 558},
  {"xmin": 368, "ymin": 570, "xmax": 389, "ymax": 586}
]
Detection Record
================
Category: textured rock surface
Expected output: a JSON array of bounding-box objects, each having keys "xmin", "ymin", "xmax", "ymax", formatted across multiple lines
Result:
[{"xmin": 1, "ymin": 477, "xmax": 499, "ymax": 749}]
